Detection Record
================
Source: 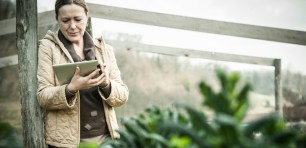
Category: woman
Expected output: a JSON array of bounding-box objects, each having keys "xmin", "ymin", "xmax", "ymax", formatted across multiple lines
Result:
[{"xmin": 37, "ymin": 0, "xmax": 129, "ymax": 147}]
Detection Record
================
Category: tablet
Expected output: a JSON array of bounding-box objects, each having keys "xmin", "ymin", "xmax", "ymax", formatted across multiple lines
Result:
[{"xmin": 53, "ymin": 60, "xmax": 99, "ymax": 85}]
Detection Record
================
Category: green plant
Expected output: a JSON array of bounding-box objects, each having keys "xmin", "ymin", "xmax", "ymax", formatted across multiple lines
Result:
[
  {"xmin": 99, "ymin": 70, "xmax": 306, "ymax": 148},
  {"xmin": 0, "ymin": 122, "xmax": 22, "ymax": 148}
]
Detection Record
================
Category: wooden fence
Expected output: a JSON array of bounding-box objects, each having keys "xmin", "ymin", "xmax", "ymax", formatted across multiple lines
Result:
[{"xmin": 1, "ymin": 3, "xmax": 300, "ymax": 113}]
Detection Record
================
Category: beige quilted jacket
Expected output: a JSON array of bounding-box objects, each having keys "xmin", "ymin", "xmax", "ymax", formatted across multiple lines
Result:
[{"xmin": 37, "ymin": 30, "xmax": 129, "ymax": 147}]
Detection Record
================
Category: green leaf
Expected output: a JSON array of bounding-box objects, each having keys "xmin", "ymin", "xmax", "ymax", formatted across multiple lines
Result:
[
  {"xmin": 228, "ymin": 72, "xmax": 240, "ymax": 93},
  {"xmin": 243, "ymin": 113, "xmax": 282, "ymax": 137},
  {"xmin": 78, "ymin": 142, "xmax": 99, "ymax": 148},
  {"xmin": 160, "ymin": 121, "xmax": 209, "ymax": 147},
  {"xmin": 176, "ymin": 103, "xmax": 213, "ymax": 133},
  {"xmin": 169, "ymin": 135, "xmax": 191, "ymax": 148}
]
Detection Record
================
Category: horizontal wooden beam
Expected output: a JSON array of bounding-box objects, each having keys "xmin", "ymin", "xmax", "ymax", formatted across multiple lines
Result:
[
  {"xmin": 88, "ymin": 3, "xmax": 306, "ymax": 46},
  {"xmin": 38, "ymin": 10, "xmax": 56, "ymax": 26},
  {"xmin": 0, "ymin": 41, "xmax": 276, "ymax": 68},
  {"xmin": 0, "ymin": 18, "xmax": 16, "ymax": 36},
  {"xmin": 0, "ymin": 10, "xmax": 56, "ymax": 36},
  {"xmin": 107, "ymin": 40, "xmax": 276, "ymax": 66},
  {"xmin": 0, "ymin": 54, "xmax": 18, "ymax": 68},
  {"xmin": 1, "ymin": 3, "xmax": 305, "ymax": 45}
]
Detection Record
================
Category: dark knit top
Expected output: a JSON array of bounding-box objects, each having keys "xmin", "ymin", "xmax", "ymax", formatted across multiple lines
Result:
[{"xmin": 58, "ymin": 31, "xmax": 110, "ymax": 138}]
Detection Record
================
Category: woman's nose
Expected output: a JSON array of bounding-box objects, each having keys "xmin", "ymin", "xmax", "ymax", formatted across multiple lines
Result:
[{"xmin": 69, "ymin": 21, "xmax": 77, "ymax": 29}]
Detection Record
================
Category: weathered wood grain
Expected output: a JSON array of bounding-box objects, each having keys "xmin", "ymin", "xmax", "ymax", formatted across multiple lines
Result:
[
  {"xmin": 16, "ymin": 0, "xmax": 47, "ymax": 147},
  {"xmin": 274, "ymin": 59, "xmax": 283, "ymax": 117}
]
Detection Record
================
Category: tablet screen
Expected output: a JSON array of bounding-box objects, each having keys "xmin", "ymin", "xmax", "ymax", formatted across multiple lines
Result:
[{"xmin": 53, "ymin": 60, "xmax": 99, "ymax": 85}]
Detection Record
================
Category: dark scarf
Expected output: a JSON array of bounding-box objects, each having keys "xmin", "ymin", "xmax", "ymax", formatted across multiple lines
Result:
[{"xmin": 58, "ymin": 30, "xmax": 95, "ymax": 62}]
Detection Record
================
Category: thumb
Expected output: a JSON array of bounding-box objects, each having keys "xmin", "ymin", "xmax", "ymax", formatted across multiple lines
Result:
[
  {"xmin": 101, "ymin": 64, "xmax": 107, "ymax": 72},
  {"xmin": 74, "ymin": 66, "xmax": 80, "ymax": 76}
]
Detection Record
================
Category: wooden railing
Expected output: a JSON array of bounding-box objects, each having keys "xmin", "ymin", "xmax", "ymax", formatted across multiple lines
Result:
[{"xmin": 2, "ymin": 3, "xmax": 306, "ymax": 44}]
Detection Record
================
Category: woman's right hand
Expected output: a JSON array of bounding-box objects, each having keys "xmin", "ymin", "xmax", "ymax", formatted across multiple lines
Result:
[{"xmin": 66, "ymin": 66, "xmax": 103, "ymax": 93}]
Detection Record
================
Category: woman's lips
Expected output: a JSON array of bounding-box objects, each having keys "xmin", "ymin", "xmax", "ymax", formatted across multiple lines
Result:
[{"xmin": 69, "ymin": 32, "xmax": 78, "ymax": 36}]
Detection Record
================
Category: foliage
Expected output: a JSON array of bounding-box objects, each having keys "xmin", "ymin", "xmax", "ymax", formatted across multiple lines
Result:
[
  {"xmin": 0, "ymin": 122, "xmax": 22, "ymax": 148},
  {"xmin": 101, "ymin": 69, "xmax": 306, "ymax": 148},
  {"xmin": 78, "ymin": 142, "xmax": 100, "ymax": 148}
]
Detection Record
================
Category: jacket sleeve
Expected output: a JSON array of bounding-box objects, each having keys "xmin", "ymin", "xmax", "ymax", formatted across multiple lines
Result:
[
  {"xmin": 36, "ymin": 39, "xmax": 77, "ymax": 110},
  {"xmin": 99, "ymin": 44, "xmax": 129, "ymax": 108}
]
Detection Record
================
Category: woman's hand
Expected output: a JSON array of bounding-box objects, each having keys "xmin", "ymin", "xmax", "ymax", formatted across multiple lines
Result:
[
  {"xmin": 98, "ymin": 64, "xmax": 110, "ymax": 88},
  {"xmin": 66, "ymin": 66, "xmax": 104, "ymax": 92}
]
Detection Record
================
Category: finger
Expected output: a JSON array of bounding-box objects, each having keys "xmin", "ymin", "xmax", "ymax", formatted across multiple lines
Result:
[
  {"xmin": 74, "ymin": 66, "xmax": 80, "ymax": 76},
  {"xmin": 94, "ymin": 77, "xmax": 105, "ymax": 87},
  {"xmin": 86, "ymin": 69, "xmax": 100, "ymax": 79},
  {"xmin": 97, "ymin": 76, "xmax": 105, "ymax": 86},
  {"xmin": 87, "ymin": 78, "xmax": 103, "ymax": 88},
  {"xmin": 89, "ymin": 73, "xmax": 102, "ymax": 83},
  {"xmin": 91, "ymin": 73, "xmax": 105, "ymax": 85},
  {"xmin": 97, "ymin": 75, "xmax": 106, "ymax": 86},
  {"xmin": 101, "ymin": 64, "xmax": 107, "ymax": 73}
]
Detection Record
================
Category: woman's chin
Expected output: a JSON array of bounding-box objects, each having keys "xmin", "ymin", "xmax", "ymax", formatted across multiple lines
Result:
[{"xmin": 67, "ymin": 36, "xmax": 82, "ymax": 43}]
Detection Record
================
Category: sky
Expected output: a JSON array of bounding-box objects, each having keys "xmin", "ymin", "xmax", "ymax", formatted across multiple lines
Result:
[{"xmin": 38, "ymin": 0, "xmax": 306, "ymax": 74}]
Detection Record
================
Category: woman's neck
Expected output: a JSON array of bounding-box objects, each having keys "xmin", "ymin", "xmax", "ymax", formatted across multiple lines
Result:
[{"xmin": 72, "ymin": 40, "xmax": 85, "ymax": 60}]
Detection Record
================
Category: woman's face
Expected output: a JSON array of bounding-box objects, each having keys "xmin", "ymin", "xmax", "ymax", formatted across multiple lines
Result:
[{"xmin": 57, "ymin": 4, "xmax": 88, "ymax": 44}]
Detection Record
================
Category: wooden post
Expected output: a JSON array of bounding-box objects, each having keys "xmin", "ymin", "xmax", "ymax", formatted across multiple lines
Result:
[
  {"xmin": 274, "ymin": 59, "xmax": 283, "ymax": 117},
  {"xmin": 86, "ymin": 17, "xmax": 93, "ymax": 36},
  {"xmin": 16, "ymin": 0, "xmax": 47, "ymax": 147}
]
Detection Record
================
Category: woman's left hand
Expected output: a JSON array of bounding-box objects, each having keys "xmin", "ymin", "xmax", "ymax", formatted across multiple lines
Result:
[{"xmin": 98, "ymin": 64, "xmax": 110, "ymax": 88}]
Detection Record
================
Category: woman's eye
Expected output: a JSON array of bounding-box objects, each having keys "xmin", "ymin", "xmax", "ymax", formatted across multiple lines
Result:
[{"xmin": 62, "ymin": 20, "xmax": 69, "ymax": 23}]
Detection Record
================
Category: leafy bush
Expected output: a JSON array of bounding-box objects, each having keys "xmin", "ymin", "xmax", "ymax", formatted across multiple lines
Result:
[
  {"xmin": 0, "ymin": 122, "xmax": 22, "ymax": 148},
  {"xmin": 91, "ymin": 70, "xmax": 306, "ymax": 148}
]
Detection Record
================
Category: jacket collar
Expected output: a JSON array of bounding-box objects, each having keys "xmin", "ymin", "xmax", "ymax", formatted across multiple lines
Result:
[
  {"xmin": 44, "ymin": 30, "xmax": 74, "ymax": 63},
  {"xmin": 44, "ymin": 30, "xmax": 98, "ymax": 63},
  {"xmin": 58, "ymin": 30, "xmax": 95, "ymax": 62}
]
